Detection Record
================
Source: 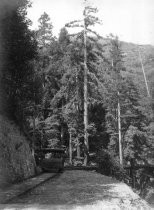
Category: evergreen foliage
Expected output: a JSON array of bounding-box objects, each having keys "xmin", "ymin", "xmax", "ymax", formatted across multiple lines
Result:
[
  {"xmin": 37, "ymin": 12, "xmax": 53, "ymax": 48},
  {"xmin": 0, "ymin": 0, "xmax": 38, "ymax": 125},
  {"xmin": 32, "ymin": 1, "xmax": 154, "ymax": 170},
  {"xmin": 2, "ymin": 0, "xmax": 153, "ymax": 174}
]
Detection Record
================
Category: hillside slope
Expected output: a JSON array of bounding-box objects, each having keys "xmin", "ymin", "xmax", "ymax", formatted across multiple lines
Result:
[
  {"xmin": 101, "ymin": 38, "xmax": 154, "ymax": 94},
  {"xmin": 0, "ymin": 115, "xmax": 35, "ymax": 188},
  {"xmin": 121, "ymin": 42, "xmax": 154, "ymax": 95}
]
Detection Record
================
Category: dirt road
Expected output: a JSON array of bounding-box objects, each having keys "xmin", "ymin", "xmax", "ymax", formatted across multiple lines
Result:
[{"xmin": 1, "ymin": 170, "xmax": 151, "ymax": 210}]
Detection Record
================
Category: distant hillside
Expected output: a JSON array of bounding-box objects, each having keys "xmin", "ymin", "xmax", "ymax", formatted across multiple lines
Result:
[
  {"xmin": 121, "ymin": 42, "xmax": 154, "ymax": 95},
  {"xmin": 122, "ymin": 42, "xmax": 154, "ymax": 75},
  {"xmin": 101, "ymin": 38, "xmax": 154, "ymax": 96}
]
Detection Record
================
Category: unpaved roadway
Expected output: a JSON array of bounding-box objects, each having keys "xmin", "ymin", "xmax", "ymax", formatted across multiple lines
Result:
[{"xmin": 1, "ymin": 170, "xmax": 151, "ymax": 210}]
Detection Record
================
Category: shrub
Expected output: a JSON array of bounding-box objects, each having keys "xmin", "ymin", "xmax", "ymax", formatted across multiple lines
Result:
[{"xmin": 96, "ymin": 149, "xmax": 130, "ymax": 183}]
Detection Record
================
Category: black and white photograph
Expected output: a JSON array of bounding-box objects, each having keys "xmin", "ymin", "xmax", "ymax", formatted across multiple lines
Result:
[{"xmin": 0, "ymin": 0, "xmax": 154, "ymax": 209}]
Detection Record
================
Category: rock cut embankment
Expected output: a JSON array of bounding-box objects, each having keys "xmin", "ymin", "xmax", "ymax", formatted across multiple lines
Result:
[{"xmin": 0, "ymin": 115, "xmax": 35, "ymax": 188}]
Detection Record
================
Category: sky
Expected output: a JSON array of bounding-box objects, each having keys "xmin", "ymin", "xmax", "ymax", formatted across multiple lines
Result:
[{"xmin": 27, "ymin": 0, "xmax": 154, "ymax": 45}]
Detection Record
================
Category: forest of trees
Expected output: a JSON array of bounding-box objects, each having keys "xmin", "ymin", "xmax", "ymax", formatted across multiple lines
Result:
[{"xmin": 1, "ymin": 0, "xmax": 154, "ymax": 173}]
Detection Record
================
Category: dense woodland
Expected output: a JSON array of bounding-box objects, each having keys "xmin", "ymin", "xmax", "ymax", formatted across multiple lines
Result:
[{"xmin": 0, "ymin": 0, "xmax": 154, "ymax": 179}]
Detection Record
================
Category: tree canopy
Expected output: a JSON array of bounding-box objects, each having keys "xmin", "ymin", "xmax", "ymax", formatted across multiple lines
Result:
[{"xmin": 1, "ymin": 0, "xmax": 153, "ymax": 172}]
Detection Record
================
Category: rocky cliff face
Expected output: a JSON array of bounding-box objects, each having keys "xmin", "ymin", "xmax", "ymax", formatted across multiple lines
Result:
[{"xmin": 0, "ymin": 115, "xmax": 35, "ymax": 188}]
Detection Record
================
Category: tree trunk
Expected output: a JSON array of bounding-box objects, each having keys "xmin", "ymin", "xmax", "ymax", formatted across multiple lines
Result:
[
  {"xmin": 117, "ymin": 93, "xmax": 123, "ymax": 167},
  {"xmin": 61, "ymin": 99, "xmax": 64, "ymax": 145},
  {"xmin": 83, "ymin": 7, "xmax": 88, "ymax": 166},
  {"xmin": 32, "ymin": 115, "xmax": 35, "ymax": 158},
  {"xmin": 77, "ymin": 138, "xmax": 81, "ymax": 158},
  {"xmin": 138, "ymin": 47, "xmax": 150, "ymax": 97},
  {"xmin": 61, "ymin": 125, "xmax": 64, "ymax": 146},
  {"xmin": 32, "ymin": 112, "xmax": 37, "ymax": 170},
  {"xmin": 69, "ymin": 130, "xmax": 72, "ymax": 165},
  {"xmin": 76, "ymin": 70, "xmax": 81, "ymax": 158}
]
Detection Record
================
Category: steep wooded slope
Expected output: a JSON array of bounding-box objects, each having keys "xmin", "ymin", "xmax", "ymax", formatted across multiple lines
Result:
[
  {"xmin": 0, "ymin": 115, "xmax": 35, "ymax": 188},
  {"xmin": 121, "ymin": 42, "xmax": 154, "ymax": 94}
]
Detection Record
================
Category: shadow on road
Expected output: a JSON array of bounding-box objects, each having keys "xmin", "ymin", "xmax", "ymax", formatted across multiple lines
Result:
[{"xmin": 4, "ymin": 170, "xmax": 119, "ymax": 207}]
